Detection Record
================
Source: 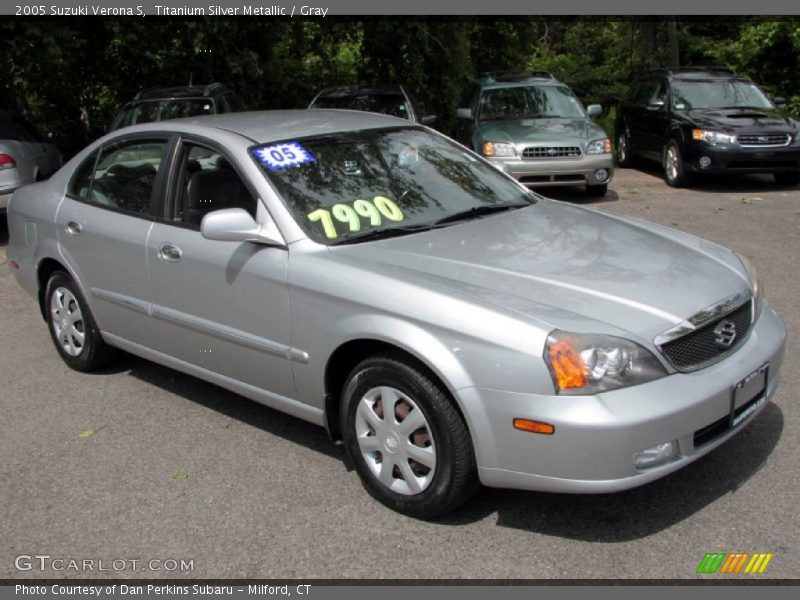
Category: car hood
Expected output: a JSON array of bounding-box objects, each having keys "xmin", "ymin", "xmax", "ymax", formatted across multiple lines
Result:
[
  {"xmin": 330, "ymin": 200, "xmax": 750, "ymax": 344},
  {"xmin": 682, "ymin": 107, "xmax": 798, "ymax": 133},
  {"xmin": 476, "ymin": 118, "xmax": 606, "ymax": 145}
]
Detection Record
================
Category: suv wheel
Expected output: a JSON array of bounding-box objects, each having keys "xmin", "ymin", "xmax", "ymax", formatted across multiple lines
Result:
[
  {"xmin": 616, "ymin": 130, "xmax": 634, "ymax": 167},
  {"xmin": 340, "ymin": 353, "xmax": 478, "ymax": 519},
  {"xmin": 774, "ymin": 172, "xmax": 799, "ymax": 186},
  {"xmin": 45, "ymin": 272, "xmax": 117, "ymax": 371},
  {"xmin": 664, "ymin": 141, "xmax": 691, "ymax": 187}
]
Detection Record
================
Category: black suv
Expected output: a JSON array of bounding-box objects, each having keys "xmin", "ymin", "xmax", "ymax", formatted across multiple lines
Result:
[
  {"xmin": 616, "ymin": 67, "xmax": 800, "ymax": 186},
  {"xmin": 109, "ymin": 83, "xmax": 246, "ymax": 131}
]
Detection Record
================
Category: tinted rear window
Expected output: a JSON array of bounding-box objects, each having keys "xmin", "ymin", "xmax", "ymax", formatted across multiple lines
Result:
[{"xmin": 311, "ymin": 93, "xmax": 411, "ymax": 120}]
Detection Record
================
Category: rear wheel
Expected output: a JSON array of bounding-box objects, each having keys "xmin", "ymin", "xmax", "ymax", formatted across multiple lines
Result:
[
  {"xmin": 664, "ymin": 141, "xmax": 691, "ymax": 187},
  {"xmin": 341, "ymin": 353, "xmax": 478, "ymax": 519},
  {"xmin": 774, "ymin": 172, "xmax": 799, "ymax": 186},
  {"xmin": 45, "ymin": 272, "xmax": 116, "ymax": 371}
]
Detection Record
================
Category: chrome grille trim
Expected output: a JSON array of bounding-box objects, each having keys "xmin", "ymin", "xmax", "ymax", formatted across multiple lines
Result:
[
  {"xmin": 737, "ymin": 133, "xmax": 791, "ymax": 148},
  {"xmin": 654, "ymin": 291, "xmax": 754, "ymax": 372},
  {"xmin": 522, "ymin": 146, "xmax": 583, "ymax": 159},
  {"xmin": 653, "ymin": 291, "xmax": 751, "ymax": 347}
]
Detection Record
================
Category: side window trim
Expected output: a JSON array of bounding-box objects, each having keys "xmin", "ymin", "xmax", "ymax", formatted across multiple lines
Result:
[{"xmin": 160, "ymin": 135, "xmax": 262, "ymax": 231}]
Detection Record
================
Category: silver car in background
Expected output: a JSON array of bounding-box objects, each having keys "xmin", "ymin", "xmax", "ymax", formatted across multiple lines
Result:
[
  {"xmin": 6, "ymin": 110, "xmax": 785, "ymax": 518},
  {"xmin": 0, "ymin": 110, "xmax": 62, "ymax": 213}
]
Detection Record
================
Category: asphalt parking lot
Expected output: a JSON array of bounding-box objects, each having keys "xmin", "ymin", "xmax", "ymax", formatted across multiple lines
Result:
[{"xmin": 1, "ymin": 166, "xmax": 798, "ymax": 580}]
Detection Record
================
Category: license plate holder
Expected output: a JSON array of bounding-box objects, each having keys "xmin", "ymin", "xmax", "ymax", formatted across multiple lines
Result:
[{"xmin": 730, "ymin": 363, "xmax": 768, "ymax": 428}]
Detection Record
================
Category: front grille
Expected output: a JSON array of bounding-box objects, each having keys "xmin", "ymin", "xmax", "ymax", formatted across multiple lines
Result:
[
  {"xmin": 659, "ymin": 302, "xmax": 752, "ymax": 371},
  {"xmin": 522, "ymin": 146, "xmax": 582, "ymax": 159},
  {"xmin": 737, "ymin": 133, "xmax": 790, "ymax": 147}
]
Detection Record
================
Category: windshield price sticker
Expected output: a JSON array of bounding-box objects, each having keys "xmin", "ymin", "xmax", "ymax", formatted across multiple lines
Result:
[
  {"xmin": 252, "ymin": 142, "xmax": 315, "ymax": 170},
  {"xmin": 308, "ymin": 196, "xmax": 404, "ymax": 239}
]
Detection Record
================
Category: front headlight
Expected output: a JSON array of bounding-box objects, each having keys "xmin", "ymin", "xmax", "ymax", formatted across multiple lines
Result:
[
  {"xmin": 586, "ymin": 138, "xmax": 612, "ymax": 155},
  {"xmin": 735, "ymin": 252, "xmax": 763, "ymax": 319},
  {"xmin": 544, "ymin": 330, "xmax": 667, "ymax": 395},
  {"xmin": 692, "ymin": 129, "xmax": 736, "ymax": 144},
  {"xmin": 482, "ymin": 141, "xmax": 517, "ymax": 158}
]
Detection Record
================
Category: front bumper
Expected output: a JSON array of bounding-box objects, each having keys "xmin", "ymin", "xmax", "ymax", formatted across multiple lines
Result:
[
  {"xmin": 682, "ymin": 142, "xmax": 800, "ymax": 175},
  {"xmin": 459, "ymin": 303, "xmax": 786, "ymax": 493},
  {"xmin": 487, "ymin": 154, "xmax": 614, "ymax": 188}
]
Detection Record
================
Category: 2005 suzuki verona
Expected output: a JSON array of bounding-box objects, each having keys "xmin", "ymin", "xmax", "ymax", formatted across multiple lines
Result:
[{"xmin": 7, "ymin": 110, "xmax": 786, "ymax": 518}]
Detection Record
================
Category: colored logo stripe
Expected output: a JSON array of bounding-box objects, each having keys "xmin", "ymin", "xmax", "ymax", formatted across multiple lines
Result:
[{"xmin": 697, "ymin": 553, "xmax": 773, "ymax": 574}]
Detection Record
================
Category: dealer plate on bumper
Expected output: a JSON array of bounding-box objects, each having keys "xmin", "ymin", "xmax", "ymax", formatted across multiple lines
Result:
[{"xmin": 731, "ymin": 364, "xmax": 768, "ymax": 427}]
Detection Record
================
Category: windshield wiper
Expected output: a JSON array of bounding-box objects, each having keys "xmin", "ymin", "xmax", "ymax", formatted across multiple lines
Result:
[
  {"xmin": 332, "ymin": 223, "xmax": 445, "ymax": 245},
  {"xmin": 432, "ymin": 202, "xmax": 530, "ymax": 226}
]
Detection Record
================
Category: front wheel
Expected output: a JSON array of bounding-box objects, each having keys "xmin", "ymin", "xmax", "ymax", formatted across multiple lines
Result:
[
  {"xmin": 45, "ymin": 272, "xmax": 116, "ymax": 371},
  {"xmin": 664, "ymin": 141, "xmax": 691, "ymax": 187},
  {"xmin": 340, "ymin": 354, "xmax": 478, "ymax": 519}
]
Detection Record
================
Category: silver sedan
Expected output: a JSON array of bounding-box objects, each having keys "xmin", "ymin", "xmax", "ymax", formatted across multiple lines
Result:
[{"xmin": 6, "ymin": 110, "xmax": 786, "ymax": 518}]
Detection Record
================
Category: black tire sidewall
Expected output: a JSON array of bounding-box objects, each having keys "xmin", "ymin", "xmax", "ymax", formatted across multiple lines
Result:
[{"xmin": 341, "ymin": 356, "xmax": 473, "ymax": 518}]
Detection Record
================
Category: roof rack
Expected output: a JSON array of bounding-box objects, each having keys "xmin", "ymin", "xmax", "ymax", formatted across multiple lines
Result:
[
  {"xmin": 202, "ymin": 82, "xmax": 227, "ymax": 95},
  {"xmin": 650, "ymin": 66, "xmax": 736, "ymax": 77},
  {"xmin": 133, "ymin": 86, "xmax": 164, "ymax": 100},
  {"xmin": 478, "ymin": 71, "xmax": 556, "ymax": 84}
]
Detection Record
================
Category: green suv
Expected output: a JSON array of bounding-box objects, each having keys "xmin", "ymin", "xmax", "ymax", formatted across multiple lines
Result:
[{"xmin": 454, "ymin": 72, "xmax": 613, "ymax": 196}]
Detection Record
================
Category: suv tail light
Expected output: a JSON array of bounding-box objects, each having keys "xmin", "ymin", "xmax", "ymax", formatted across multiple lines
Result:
[{"xmin": 0, "ymin": 153, "xmax": 17, "ymax": 169}]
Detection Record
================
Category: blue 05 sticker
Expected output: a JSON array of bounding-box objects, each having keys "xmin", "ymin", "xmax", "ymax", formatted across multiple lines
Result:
[{"xmin": 252, "ymin": 142, "xmax": 315, "ymax": 170}]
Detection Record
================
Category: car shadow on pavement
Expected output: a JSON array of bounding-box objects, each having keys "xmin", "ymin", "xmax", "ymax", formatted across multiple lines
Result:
[
  {"xmin": 536, "ymin": 187, "xmax": 620, "ymax": 205},
  {"xmin": 441, "ymin": 402, "xmax": 783, "ymax": 540},
  {"xmin": 623, "ymin": 163, "xmax": 790, "ymax": 194},
  {"xmin": 118, "ymin": 352, "xmax": 345, "ymax": 462}
]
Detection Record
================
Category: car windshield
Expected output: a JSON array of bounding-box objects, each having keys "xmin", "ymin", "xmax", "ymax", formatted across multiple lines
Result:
[
  {"xmin": 671, "ymin": 81, "xmax": 774, "ymax": 110},
  {"xmin": 311, "ymin": 93, "xmax": 412, "ymax": 120},
  {"xmin": 127, "ymin": 99, "xmax": 214, "ymax": 125},
  {"xmin": 252, "ymin": 127, "xmax": 535, "ymax": 244},
  {"xmin": 479, "ymin": 85, "xmax": 586, "ymax": 120}
]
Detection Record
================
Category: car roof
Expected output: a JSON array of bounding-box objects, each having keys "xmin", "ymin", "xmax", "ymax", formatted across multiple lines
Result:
[
  {"xmin": 315, "ymin": 84, "xmax": 405, "ymax": 97},
  {"xmin": 168, "ymin": 109, "xmax": 415, "ymax": 143},
  {"xmin": 134, "ymin": 83, "xmax": 227, "ymax": 101},
  {"xmin": 647, "ymin": 67, "xmax": 750, "ymax": 82}
]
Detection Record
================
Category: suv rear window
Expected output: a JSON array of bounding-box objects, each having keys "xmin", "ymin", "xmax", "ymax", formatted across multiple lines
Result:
[
  {"xmin": 312, "ymin": 93, "xmax": 411, "ymax": 120},
  {"xmin": 119, "ymin": 99, "xmax": 215, "ymax": 128}
]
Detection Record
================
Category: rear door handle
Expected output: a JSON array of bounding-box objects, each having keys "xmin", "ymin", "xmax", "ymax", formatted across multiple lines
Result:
[
  {"xmin": 158, "ymin": 243, "xmax": 182, "ymax": 262},
  {"xmin": 66, "ymin": 221, "xmax": 82, "ymax": 235}
]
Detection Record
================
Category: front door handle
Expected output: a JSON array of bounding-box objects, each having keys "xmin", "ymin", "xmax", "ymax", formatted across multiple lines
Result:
[
  {"xmin": 158, "ymin": 243, "xmax": 182, "ymax": 263},
  {"xmin": 66, "ymin": 221, "xmax": 82, "ymax": 235}
]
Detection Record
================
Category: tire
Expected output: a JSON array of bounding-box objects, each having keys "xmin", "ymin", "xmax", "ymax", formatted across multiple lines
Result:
[
  {"xmin": 340, "ymin": 353, "xmax": 478, "ymax": 519},
  {"xmin": 45, "ymin": 271, "xmax": 116, "ymax": 371},
  {"xmin": 663, "ymin": 140, "xmax": 691, "ymax": 187},
  {"xmin": 586, "ymin": 183, "xmax": 608, "ymax": 197},
  {"xmin": 774, "ymin": 172, "xmax": 799, "ymax": 186},
  {"xmin": 616, "ymin": 130, "xmax": 634, "ymax": 167}
]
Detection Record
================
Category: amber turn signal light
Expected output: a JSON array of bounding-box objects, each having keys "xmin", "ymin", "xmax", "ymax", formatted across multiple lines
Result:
[
  {"xmin": 547, "ymin": 339, "xmax": 587, "ymax": 390},
  {"xmin": 513, "ymin": 419, "xmax": 555, "ymax": 435}
]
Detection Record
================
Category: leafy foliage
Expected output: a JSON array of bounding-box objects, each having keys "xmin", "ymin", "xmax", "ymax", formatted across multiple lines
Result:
[{"xmin": 1, "ymin": 17, "xmax": 797, "ymax": 159}]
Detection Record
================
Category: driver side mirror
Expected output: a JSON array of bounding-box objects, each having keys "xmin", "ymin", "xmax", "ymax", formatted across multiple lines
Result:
[
  {"xmin": 586, "ymin": 104, "xmax": 602, "ymax": 117},
  {"xmin": 647, "ymin": 99, "xmax": 666, "ymax": 111},
  {"xmin": 201, "ymin": 208, "xmax": 285, "ymax": 246},
  {"xmin": 456, "ymin": 108, "xmax": 473, "ymax": 120}
]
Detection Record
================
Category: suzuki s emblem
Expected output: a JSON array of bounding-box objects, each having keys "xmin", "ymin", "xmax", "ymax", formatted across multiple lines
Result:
[
  {"xmin": 758, "ymin": 136, "xmax": 769, "ymax": 143},
  {"xmin": 714, "ymin": 320, "xmax": 737, "ymax": 349}
]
